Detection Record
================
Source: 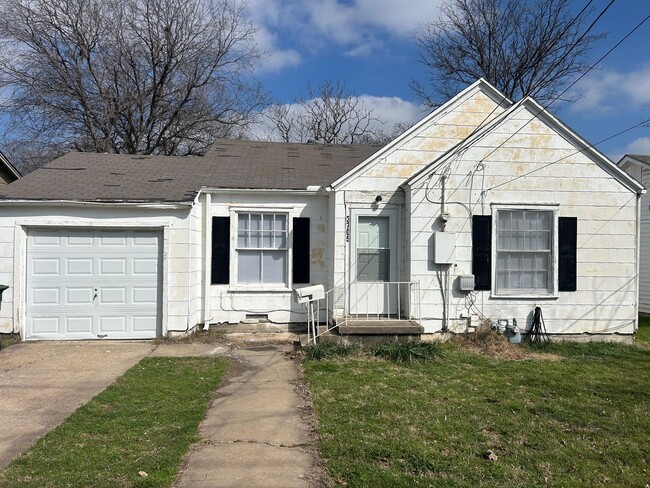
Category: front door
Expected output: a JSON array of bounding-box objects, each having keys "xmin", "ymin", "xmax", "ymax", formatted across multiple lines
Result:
[{"xmin": 349, "ymin": 209, "xmax": 398, "ymax": 316}]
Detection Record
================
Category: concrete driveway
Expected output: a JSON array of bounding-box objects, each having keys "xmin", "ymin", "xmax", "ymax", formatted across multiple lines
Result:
[{"xmin": 0, "ymin": 341, "xmax": 155, "ymax": 469}]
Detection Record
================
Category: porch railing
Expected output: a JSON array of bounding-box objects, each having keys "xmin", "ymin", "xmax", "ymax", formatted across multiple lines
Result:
[{"xmin": 305, "ymin": 281, "xmax": 421, "ymax": 344}]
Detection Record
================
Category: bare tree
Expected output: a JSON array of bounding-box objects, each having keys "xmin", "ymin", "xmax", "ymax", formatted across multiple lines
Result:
[
  {"xmin": 412, "ymin": 0, "xmax": 603, "ymax": 107},
  {"xmin": 266, "ymin": 81, "xmax": 383, "ymax": 144},
  {"xmin": 0, "ymin": 0, "xmax": 266, "ymax": 167}
]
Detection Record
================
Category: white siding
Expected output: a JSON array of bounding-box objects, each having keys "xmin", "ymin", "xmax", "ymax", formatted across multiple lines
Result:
[
  {"xmin": 208, "ymin": 192, "xmax": 329, "ymax": 324},
  {"xmin": 407, "ymin": 103, "xmax": 639, "ymax": 335}
]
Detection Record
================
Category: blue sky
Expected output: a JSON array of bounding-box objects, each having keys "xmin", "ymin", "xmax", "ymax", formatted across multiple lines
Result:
[{"xmin": 248, "ymin": 0, "xmax": 650, "ymax": 160}]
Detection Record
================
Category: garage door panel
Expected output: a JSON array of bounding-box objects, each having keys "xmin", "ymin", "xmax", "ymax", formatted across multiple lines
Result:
[
  {"xmin": 100, "ymin": 287, "xmax": 127, "ymax": 304},
  {"xmin": 31, "ymin": 234, "xmax": 60, "ymax": 247},
  {"xmin": 100, "ymin": 233, "xmax": 127, "ymax": 246},
  {"xmin": 32, "ymin": 258, "xmax": 60, "ymax": 276},
  {"xmin": 133, "ymin": 316, "xmax": 157, "ymax": 332},
  {"xmin": 32, "ymin": 287, "xmax": 60, "ymax": 305},
  {"xmin": 100, "ymin": 258, "xmax": 127, "ymax": 275},
  {"xmin": 67, "ymin": 234, "xmax": 94, "ymax": 246},
  {"xmin": 99, "ymin": 316, "xmax": 127, "ymax": 333},
  {"xmin": 66, "ymin": 288, "xmax": 94, "ymax": 304},
  {"xmin": 66, "ymin": 258, "xmax": 93, "ymax": 275},
  {"xmin": 133, "ymin": 258, "xmax": 158, "ymax": 275},
  {"xmin": 133, "ymin": 287, "xmax": 157, "ymax": 304},
  {"xmin": 66, "ymin": 316, "xmax": 93, "ymax": 333},
  {"xmin": 27, "ymin": 228, "xmax": 162, "ymax": 340},
  {"xmin": 32, "ymin": 316, "xmax": 60, "ymax": 334}
]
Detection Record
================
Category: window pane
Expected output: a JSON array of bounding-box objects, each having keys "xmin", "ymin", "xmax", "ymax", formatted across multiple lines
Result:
[
  {"xmin": 249, "ymin": 231, "xmax": 261, "ymax": 248},
  {"xmin": 275, "ymin": 214, "xmax": 287, "ymax": 231},
  {"xmin": 274, "ymin": 231, "xmax": 286, "ymax": 248},
  {"xmin": 262, "ymin": 251, "xmax": 286, "ymax": 283},
  {"xmin": 237, "ymin": 231, "xmax": 247, "ymax": 248},
  {"xmin": 262, "ymin": 231, "xmax": 273, "ymax": 248},
  {"xmin": 238, "ymin": 251, "xmax": 261, "ymax": 282},
  {"xmin": 262, "ymin": 214, "xmax": 273, "ymax": 231},
  {"xmin": 250, "ymin": 214, "xmax": 261, "ymax": 231},
  {"xmin": 238, "ymin": 214, "xmax": 249, "ymax": 230}
]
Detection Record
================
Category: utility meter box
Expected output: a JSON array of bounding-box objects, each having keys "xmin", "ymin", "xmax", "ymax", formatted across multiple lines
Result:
[
  {"xmin": 433, "ymin": 232, "xmax": 456, "ymax": 264},
  {"xmin": 459, "ymin": 275, "xmax": 475, "ymax": 292}
]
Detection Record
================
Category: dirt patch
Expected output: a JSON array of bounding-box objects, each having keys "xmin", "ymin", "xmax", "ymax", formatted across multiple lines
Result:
[{"xmin": 450, "ymin": 326, "xmax": 562, "ymax": 361}]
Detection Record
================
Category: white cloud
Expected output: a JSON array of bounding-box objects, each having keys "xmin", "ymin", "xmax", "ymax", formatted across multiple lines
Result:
[
  {"xmin": 252, "ymin": 26, "xmax": 302, "ymax": 73},
  {"xmin": 624, "ymin": 136, "xmax": 650, "ymax": 155},
  {"xmin": 571, "ymin": 65, "xmax": 650, "ymax": 112},
  {"xmin": 247, "ymin": 0, "xmax": 444, "ymax": 59}
]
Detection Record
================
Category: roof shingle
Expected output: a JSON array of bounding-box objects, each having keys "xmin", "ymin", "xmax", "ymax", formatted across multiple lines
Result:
[{"xmin": 0, "ymin": 139, "xmax": 381, "ymax": 203}]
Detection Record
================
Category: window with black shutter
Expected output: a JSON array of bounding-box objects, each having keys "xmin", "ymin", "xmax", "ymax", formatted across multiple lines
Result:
[
  {"xmin": 292, "ymin": 217, "xmax": 310, "ymax": 284},
  {"xmin": 211, "ymin": 217, "xmax": 230, "ymax": 284}
]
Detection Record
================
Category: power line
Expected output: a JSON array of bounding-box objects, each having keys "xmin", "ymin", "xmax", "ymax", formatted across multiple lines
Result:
[
  {"xmin": 477, "ymin": 0, "xmax": 633, "ymax": 166},
  {"xmin": 486, "ymin": 117, "xmax": 650, "ymax": 192}
]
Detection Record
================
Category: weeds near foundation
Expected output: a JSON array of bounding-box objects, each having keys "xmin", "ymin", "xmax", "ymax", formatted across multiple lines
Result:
[
  {"xmin": 304, "ymin": 342, "xmax": 361, "ymax": 360},
  {"xmin": 371, "ymin": 341, "xmax": 443, "ymax": 363}
]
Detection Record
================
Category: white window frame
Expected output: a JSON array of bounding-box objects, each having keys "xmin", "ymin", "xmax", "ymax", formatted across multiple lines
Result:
[
  {"xmin": 491, "ymin": 204, "xmax": 559, "ymax": 298},
  {"xmin": 229, "ymin": 207, "xmax": 294, "ymax": 292}
]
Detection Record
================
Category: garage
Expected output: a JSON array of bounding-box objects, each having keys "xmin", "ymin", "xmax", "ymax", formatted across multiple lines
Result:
[{"xmin": 26, "ymin": 228, "xmax": 162, "ymax": 340}]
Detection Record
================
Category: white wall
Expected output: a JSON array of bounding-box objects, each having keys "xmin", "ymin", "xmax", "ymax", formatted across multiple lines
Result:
[
  {"xmin": 0, "ymin": 205, "xmax": 194, "ymax": 336},
  {"xmin": 207, "ymin": 191, "xmax": 329, "ymax": 324},
  {"xmin": 408, "ymin": 104, "xmax": 639, "ymax": 335},
  {"xmin": 331, "ymin": 88, "xmax": 506, "ymax": 301}
]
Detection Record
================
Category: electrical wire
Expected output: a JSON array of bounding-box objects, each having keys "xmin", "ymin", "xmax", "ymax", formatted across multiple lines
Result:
[{"xmin": 478, "ymin": 9, "xmax": 650, "ymax": 166}]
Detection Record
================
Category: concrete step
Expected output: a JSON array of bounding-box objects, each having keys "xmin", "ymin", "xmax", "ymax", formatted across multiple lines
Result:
[{"xmin": 335, "ymin": 319, "xmax": 423, "ymax": 336}]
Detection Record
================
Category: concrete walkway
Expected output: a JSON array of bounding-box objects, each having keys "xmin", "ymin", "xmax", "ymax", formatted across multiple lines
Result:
[{"xmin": 175, "ymin": 344, "xmax": 317, "ymax": 488}]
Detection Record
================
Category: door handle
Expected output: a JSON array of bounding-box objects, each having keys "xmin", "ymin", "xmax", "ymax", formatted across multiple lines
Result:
[{"xmin": 93, "ymin": 288, "xmax": 98, "ymax": 301}]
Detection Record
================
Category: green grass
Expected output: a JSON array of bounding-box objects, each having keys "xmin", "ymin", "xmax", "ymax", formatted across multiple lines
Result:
[
  {"xmin": 305, "ymin": 342, "xmax": 650, "ymax": 487},
  {"xmin": 0, "ymin": 357, "xmax": 229, "ymax": 488},
  {"xmin": 637, "ymin": 315, "xmax": 650, "ymax": 343}
]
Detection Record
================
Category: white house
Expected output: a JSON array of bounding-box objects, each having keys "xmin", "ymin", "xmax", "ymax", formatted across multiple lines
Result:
[{"xmin": 0, "ymin": 79, "xmax": 643, "ymax": 341}]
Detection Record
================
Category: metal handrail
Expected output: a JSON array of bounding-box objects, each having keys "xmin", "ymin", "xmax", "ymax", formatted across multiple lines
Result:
[{"xmin": 305, "ymin": 281, "xmax": 421, "ymax": 344}]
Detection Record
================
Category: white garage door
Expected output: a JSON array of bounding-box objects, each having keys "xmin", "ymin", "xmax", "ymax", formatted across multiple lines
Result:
[{"xmin": 26, "ymin": 228, "xmax": 162, "ymax": 340}]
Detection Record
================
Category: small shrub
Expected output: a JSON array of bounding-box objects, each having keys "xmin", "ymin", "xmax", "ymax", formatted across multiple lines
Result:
[
  {"xmin": 304, "ymin": 341, "xmax": 361, "ymax": 360},
  {"xmin": 372, "ymin": 341, "xmax": 443, "ymax": 363}
]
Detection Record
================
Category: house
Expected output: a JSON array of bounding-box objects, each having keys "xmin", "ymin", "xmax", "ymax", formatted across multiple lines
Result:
[
  {"xmin": 0, "ymin": 150, "xmax": 22, "ymax": 185},
  {"xmin": 0, "ymin": 79, "xmax": 642, "ymax": 341},
  {"xmin": 618, "ymin": 154, "xmax": 650, "ymax": 316}
]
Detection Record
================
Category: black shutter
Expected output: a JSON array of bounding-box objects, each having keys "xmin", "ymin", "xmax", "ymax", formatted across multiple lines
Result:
[
  {"xmin": 558, "ymin": 217, "xmax": 577, "ymax": 292},
  {"xmin": 293, "ymin": 217, "xmax": 310, "ymax": 284},
  {"xmin": 211, "ymin": 217, "xmax": 230, "ymax": 284},
  {"xmin": 472, "ymin": 215, "xmax": 492, "ymax": 290}
]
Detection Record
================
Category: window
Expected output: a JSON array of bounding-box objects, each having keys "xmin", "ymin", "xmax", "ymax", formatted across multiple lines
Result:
[
  {"xmin": 236, "ymin": 213, "xmax": 287, "ymax": 284},
  {"xmin": 495, "ymin": 209, "xmax": 553, "ymax": 294},
  {"xmin": 472, "ymin": 209, "xmax": 577, "ymax": 296}
]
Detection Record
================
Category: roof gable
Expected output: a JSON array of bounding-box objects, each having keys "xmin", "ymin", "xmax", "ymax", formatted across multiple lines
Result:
[
  {"xmin": 618, "ymin": 154, "xmax": 650, "ymax": 171},
  {"xmin": 330, "ymin": 78, "xmax": 512, "ymax": 189},
  {"xmin": 405, "ymin": 97, "xmax": 644, "ymax": 195}
]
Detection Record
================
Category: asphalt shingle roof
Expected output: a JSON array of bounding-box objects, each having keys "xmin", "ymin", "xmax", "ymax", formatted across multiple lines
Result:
[{"xmin": 0, "ymin": 139, "xmax": 382, "ymax": 204}]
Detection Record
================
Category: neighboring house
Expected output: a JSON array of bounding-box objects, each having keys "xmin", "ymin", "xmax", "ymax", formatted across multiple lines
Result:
[
  {"xmin": 0, "ymin": 79, "xmax": 642, "ymax": 341},
  {"xmin": 619, "ymin": 154, "xmax": 650, "ymax": 315},
  {"xmin": 0, "ymin": 150, "xmax": 22, "ymax": 184}
]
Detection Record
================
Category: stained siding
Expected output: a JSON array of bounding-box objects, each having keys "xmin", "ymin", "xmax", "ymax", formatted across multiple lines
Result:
[
  {"xmin": 208, "ymin": 192, "xmax": 329, "ymax": 324},
  {"xmin": 408, "ymin": 104, "xmax": 638, "ymax": 335}
]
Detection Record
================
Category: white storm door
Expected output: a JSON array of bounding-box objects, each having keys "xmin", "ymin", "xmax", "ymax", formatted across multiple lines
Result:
[
  {"xmin": 349, "ymin": 209, "xmax": 398, "ymax": 316},
  {"xmin": 26, "ymin": 228, "xmax": 162, "ymax": 340}
]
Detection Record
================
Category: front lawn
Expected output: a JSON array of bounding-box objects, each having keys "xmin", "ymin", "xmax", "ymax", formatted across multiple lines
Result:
[
  {"xmin": 0, "ymin": 357, "xmax": 229, "ymax": 488},
  {"xmin": 305, "ymin": 341, "xmax": 650, "ymax": 487},
  {"xmin": 637, "ymin": 315, "xmax": 650, "ymax": 343}
]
